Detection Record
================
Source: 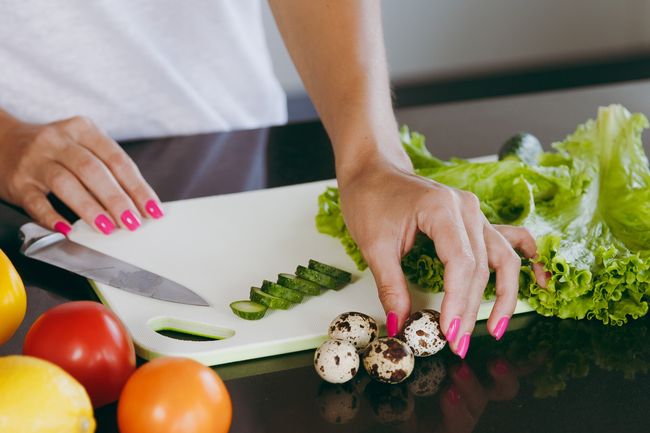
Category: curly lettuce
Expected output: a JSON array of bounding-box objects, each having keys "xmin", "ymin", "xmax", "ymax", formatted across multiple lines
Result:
[{"xmin": 316, "ymin": 105, "xmax": 650, "ymax": 325}]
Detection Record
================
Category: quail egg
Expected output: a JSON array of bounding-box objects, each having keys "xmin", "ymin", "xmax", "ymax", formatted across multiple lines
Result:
[
  {"xmin": 400, "ymin": 309, "xmax": 446, "ymax": 357},
  {"xmin": 362, "ymin": 337, "xmax": 415, "ymax": 384},
  {"xmin": 314, "ymin": 339, "xmax": 360, "ymax": 384},
  {"xmin": 317, "ymin": 382, "xmax": 360, "ymax": 424},
  {"xmin": 328, "ymin": 311, "xmax": 378, "ymax": 351}
]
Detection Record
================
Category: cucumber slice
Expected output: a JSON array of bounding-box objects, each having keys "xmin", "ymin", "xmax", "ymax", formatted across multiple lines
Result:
[
  {"xmin": 296, "ymin": 265, "xmax": 340, "ymax": 290},
  {"xmin": 261, "ymin": 280, "xmax": 304, "ymax": 303},
  {"xmin": 498, "ymin": 132, "xmax": 543, "ymax": 165},
  {"xmin": 277, "ymin": 273, "xmax": 321, "ymax": 295},
  {"xmin": 250, "ymin": 287, "xmax": 291, "ymax": 310},
  {"xmin": 308, "ymin": 259, "xmax": 352, "ymax": 283},
  {"xmin": 230, "ymin": 300, "xmax": 268, "ymax": 320}
]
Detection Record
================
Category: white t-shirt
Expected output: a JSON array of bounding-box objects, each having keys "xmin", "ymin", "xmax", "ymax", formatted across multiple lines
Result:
[{"xmin": 0, "ymin": 0, "xmax": 287, "ymax": 140}]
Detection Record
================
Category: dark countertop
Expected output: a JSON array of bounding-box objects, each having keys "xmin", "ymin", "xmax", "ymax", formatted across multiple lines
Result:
[{"xmin": 2, "ymin": 77, "xmax": 650, "ymax": 433}]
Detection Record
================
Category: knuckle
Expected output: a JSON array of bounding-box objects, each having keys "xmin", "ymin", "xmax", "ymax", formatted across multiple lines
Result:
[
  {"xmin": 34, "ymin": 125, "xmax": 59, "ymax": 144},
  {"xmin": 76, "ymin": 155, "xmax": 101, "ymax": 179},
  {"xmin": 456, "ymin": 251, "xmax": 477, "ymax": 271},
  {"xmin": 67, "ymin": 115, "xmax": 95, "ymax": 130},
  {"xmin": 462, "ymin": 191, "xmax": 481, "ymax": 210},
  {"xmin": 46, "ymin": 166, "xmax": 69, "ymax": 191},
  {"xmin": 105, "ymin": 151, "xmax": 132, "ymax": 174}
]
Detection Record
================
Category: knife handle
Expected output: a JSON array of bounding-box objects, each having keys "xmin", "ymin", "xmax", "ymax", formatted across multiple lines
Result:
[{"xmin": 19, "ymin": 222, "xmax": 61, "ymax": 255}]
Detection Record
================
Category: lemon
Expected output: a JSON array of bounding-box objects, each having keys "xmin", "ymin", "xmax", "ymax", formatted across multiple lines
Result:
[{"xmin": 0, "ymin": 356, "xmax": 96, "ymax": 433}]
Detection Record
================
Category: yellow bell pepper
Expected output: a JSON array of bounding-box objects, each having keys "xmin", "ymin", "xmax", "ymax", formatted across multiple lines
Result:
[{"xmin": 0, "ymin": 249, "xmax": 26, "ymax": 345}]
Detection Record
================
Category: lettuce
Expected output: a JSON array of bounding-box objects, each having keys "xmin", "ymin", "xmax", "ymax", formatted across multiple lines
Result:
[{"xmin": 316, "ymin": 105, "xmax": 650, "ymax": 325}]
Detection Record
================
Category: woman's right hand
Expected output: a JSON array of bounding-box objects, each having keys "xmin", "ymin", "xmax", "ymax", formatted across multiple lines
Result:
[{"xmin": 0, "ymin": 113, "xmax": 164, "ymax": 235}]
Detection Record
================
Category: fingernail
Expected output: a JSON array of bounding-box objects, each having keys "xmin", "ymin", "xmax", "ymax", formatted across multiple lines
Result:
[
  {"xmin": 456, "ymin": 333, "xmax": 471, "ymax": 359},
  {"xmin": 54, "ymin": 221, "xmax": 71, "ymax": 236},
  {"xmin": 446, "ymin": 316, "xmax": 461, "ymax": 343},
  {"xmin": 145, "ymin": 199, "xmax": 164, "ymax": 219},
  {"xmin": 120, "ymin": 210, "xmax": 141, "ymax": 231},
  {"xmin": 494, "ymin": 316, "xmax": 510, "ymax": 341},
  {"xmin": 456, "ymin": 363, "xmax": 472, "ymax": 380},
  {"xmin": 386, "ymin": 311, "xmax": 398, "ymax": 337},
  {"xmin": 445, "ymin": 385, "xmax": 461, "ymax": 406},
  {"xmin": 493, "ymin": 359, "xmax": 509, "ymax": 376},
  {"xmin": 95, "ymin": 214, "xmax": 115, "ymax": 235}
]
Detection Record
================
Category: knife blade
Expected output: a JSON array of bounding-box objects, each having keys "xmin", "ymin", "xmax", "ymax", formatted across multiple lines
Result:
[{"xmin": 19, "ymin": 222, "xmax": 210, "ymax": 307}]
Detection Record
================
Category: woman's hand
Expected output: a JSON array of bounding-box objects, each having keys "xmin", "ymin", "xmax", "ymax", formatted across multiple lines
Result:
[
  {"xmin": 0, "ymin": 113, "xmax": 164, "ymax": 235},
  {"xmin": 338, "ymin": 158, "xmax": 548, "ymax": 357}
]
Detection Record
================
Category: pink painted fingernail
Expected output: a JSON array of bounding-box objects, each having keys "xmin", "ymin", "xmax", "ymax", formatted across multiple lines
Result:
[
  {"xmin": 54, "ymin": 221, "xmax": 71, "ymax": 236},
  {"xmin": 145, "ymin": 199, "xmax": 164, "ymax": 219},
  {"xmin": 494, "ymin": 316, "xmax": 510, "ymax": 341},
  {"xmin": 120, "ymin": 210, "xmax": 141, "ymax": 231},
  {"xmin": 445, "ymin": 385, "xmax": 461, "ymax": 406},
  {"xmin": 95, "ymin": 214, "xmax": 115, "ymax": 235},
  {"xmin": 446, "ymin": 316, "xmax": 461, "ymax": 343},
  {"xmin": 386, "ymin": 311, "xmax": 398, "ymax": 337},
  {"xmin": 456, "ymin": 333, "xmax": 471, "ymax": 359}
]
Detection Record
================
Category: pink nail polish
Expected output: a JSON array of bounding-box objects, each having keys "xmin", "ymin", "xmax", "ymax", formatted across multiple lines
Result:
[
  {"xmin": 386, "ymin": 311, "xmax": 398, "ymax": 337},
  {"xmin": 494, "ymin": 316, "xmax": 510, "ymax": 341},
  {"xmin": 446, "ymin": 316, "xmax": 461, "ymax": 343},
  {"xmin": 95, "ymin": 214, "xmax": 115, "ymax": 235},
  {"xmin": 54, "ymin": 221, "xmax": 71, "ymax": 236},
  {"xmin": 145, "ymin": 199, "xmax": 164, "ymax": 219},
  {"xmin": 456, "ymin": 333, "xmax": 471, "ymax": 359},
  {"xmin": 120, "ymin": 210, "xmax": 141, "ymax": 231},
  {"xmin": 445, "ymin": 385, "xmax": 461, "ymax": 406}
]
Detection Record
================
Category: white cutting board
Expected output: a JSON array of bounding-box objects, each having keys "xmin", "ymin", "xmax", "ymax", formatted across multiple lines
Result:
[{"xmin": 70, "ymin": 175, "xmax": 533, "ymax": 366}]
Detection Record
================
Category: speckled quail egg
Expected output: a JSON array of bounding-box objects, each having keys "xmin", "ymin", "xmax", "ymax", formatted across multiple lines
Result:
[
  {"xmin": 314, "ymin": 339, "xmax": 360, "ymax": 384},
  {"xmin": 362, "ymin": 337, "xmax": 415, "ymax": 384},
  {"xmin": 399, "ymin": 309, "xmax": 446, "ymax": 357},
  {"xmin": 407, "ymin": 356, "xmax": 447, "ymax": 397},
  {"xmin": 328, "ymin": 311, "xmax": 378, "ymax": 351},
  {"xmin": 364, "ymin": 381, "xmax": 415, "ymax": 424},
  {"xmin": 317, "ymin": 382, "xmax": 360, "ymax": 424}
]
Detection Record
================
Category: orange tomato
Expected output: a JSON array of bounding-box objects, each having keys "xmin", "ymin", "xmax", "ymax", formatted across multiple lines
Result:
[
  {"xmin": 118, "ymin": 357, "xmax": 232, "ymax": 433},
  {"xmin": 0, "ymin": 249, "xmax": 26, "ymax": 345}
]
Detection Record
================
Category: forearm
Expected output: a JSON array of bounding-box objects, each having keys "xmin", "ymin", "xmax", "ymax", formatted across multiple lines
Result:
[{"xmin": 268, "ymin": 0, "xmax": 411, "ymax": 182}]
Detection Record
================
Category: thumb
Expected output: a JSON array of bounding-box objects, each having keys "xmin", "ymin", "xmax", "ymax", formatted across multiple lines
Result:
[{"xmin": 365, "ymin": 244, "xmax": 412, "ymax": 337}]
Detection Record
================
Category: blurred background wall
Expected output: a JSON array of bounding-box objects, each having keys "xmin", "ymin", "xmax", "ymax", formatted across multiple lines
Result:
[{"xmin": 262, "ymin": 0, "xmax": 650, "ymax": 97}]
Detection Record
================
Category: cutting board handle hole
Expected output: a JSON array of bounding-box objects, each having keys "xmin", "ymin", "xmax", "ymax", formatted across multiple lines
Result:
[{"xmin": 148, "ymin": 317, "xmax": 235, "ymax": 342}]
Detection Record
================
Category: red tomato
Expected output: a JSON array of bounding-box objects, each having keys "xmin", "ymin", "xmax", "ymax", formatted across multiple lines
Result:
[
  {"xmin": 118, "ymin": 357, "xmax": 232, "ymax": 433},
  {"xmin": 23, "ymin": 301, "xmax": 136, "ymax": 408}
]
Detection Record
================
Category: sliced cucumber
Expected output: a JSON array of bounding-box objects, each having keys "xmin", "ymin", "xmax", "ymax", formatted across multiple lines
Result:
[
  {"xmin": 308, "ymin": 259, "xmax": 352, "ymax": 283},
  {"xmin": 250, "ymin": 287, "xmax": 292, "ymax": 310},
  {"xmin": 230, "ymin": 300, "xmax": 268, "ymax": 320},
  {"xmin": 498, "ymin": 132, "xmax": 543, "ymax": 165},
  {"xmin": 261, "ymin": 280, "xmax": 304, "ymax": 303},
  {"xmin": 277, "ymin": 273, "xmax": 322, "ymax": 295},
  {"xmin": 296, "ymin": 265, "xmax": 340, "ymax": 290}
]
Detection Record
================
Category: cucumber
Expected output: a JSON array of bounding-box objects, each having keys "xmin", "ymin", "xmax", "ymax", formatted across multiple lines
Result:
[
  {"xmin": 308, "ymin": 259, "xmax": 352, "ymax": 283},
  {"xmin": 296, "ymin": 265, "xmax": 340, "ymax": 290},
  {"xmin": 230, "ymin": 300, "xmax": 268, "ymax": 320},
  {"xmin": 250, "ymin": 287, "xmax": 292, "ymax": 310},
  {"xmin": 498, "ymin": 132, "xmax": 543, "ymax": 165},
  {"xmin": 277, "ymin": 273, "xmax": 322, "ymax": 295},
  {"xmin": 261, "ymin": 280, "xmax": 304, "ymax": 303}
]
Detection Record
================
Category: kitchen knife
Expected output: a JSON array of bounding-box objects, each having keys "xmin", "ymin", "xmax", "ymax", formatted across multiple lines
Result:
[{"xmin": 19, "ymin": 222, "xmax": 210, "ymax": 307}]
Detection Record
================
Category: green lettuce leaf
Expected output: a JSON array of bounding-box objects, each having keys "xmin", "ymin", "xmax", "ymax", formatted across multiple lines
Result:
[{"xmin": 315, "ymin": 106, "xmax": 650, "ymax": 325}]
